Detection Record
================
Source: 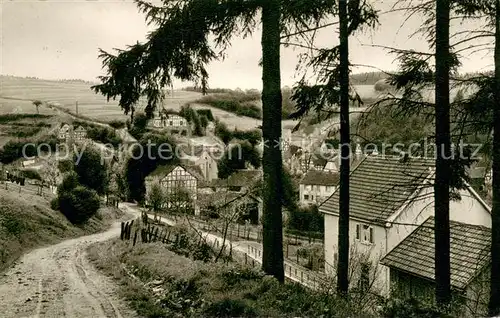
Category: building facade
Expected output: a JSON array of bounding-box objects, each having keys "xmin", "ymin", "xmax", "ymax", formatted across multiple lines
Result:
[{"xmin": 320, "ymin": 155, "xmax": 491, "ymax": 297}]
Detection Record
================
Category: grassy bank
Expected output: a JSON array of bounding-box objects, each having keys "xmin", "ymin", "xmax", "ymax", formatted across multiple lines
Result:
[
  {"xmin": 0, "ymin": 188, "xmax": 127, "ymax": 272},
  {"xmin": 87, "ymin": 238, "xmax": 376, "ymax": 318}
]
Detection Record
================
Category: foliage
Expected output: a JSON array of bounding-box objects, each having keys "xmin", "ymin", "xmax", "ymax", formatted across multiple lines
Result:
[
  {"xmin": 214, "ymin": 120, "xmax": 262, "ymax": 146},
  {"xmin": 58, "ymin": 159, "xmax": 74, "ymax": 173},
  {"xmin": 196, "ymin": 109, "xmax": 214, "ymax": 121},
  {"xmin": 179, "ymin": 104, "xmax": 206, "ymax": 136},
  {"xmin": 0, "ymin": 135, "xmax": 58, "ymax": 164},
  {"xmin": 73, "ymin": 147, "xmax": 109, "ymax": 195},
  {"xmin": 109, "ymin": 120, "xmax": 127, "ymax": 129},
  {"xmin": 287, "ymin": 204, "xmax": 323, "ymax": 233},
  {"xmin": 125, "ymin": 133, "xmax": 178, "ymax": 202},
  {"xmin": 57, "ymin": 172, "xmax": 80, "ymax": 195},
  {"xmin": 19, "ymin": 169, "xmax": 42, "ymax": 181},
  {"xmin": 6, "ymin": 126, "xmax": 43, "ymax": 138},
  {"xmin": 0, "ymin": 114, "xmax": 52, "ymax": 124},
  {"xmin": 217, "ymin": 141, "xmax": 261, "ymax": 179},
  {"xmin": 73, "ymin": 120, "xmax": 123, "ymax": 146},
  {"xmin": 147, "ymin": 182, "xmax": 166, "ymax": 212},
  {"xmin": 1, "ymin": 213, "xmax": 25, "ymax": 237},
  {"xmin": 197, "ymin": 93, "xmax": 262, "ymax": 119},
  {"xmin": 129, "ymin": 112, "xmax": 149, "ymax": 139},
  {"xmin": 58, "ymin": 186, "xmax": 101, "ymax": 224},
  {"xmin": 380, "ymin": 297, "xmax": 452, "ymax": 318}
]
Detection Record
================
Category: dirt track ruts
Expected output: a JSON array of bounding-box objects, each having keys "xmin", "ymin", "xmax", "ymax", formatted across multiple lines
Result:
[{"xmin": 0, "ymin": 219, "xmax": 138, "ymax": 318}]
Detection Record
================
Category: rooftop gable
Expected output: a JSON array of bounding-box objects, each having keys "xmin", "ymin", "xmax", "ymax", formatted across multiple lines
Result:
[
  {"xmin": 381, "ymin": 217, "xmax": 491, "ymax": 290},
  {"xmin": 300, "ymin": 170, "xmax": 339, "ymax": 186},
  {"xmin": 319, "ymin": 156, "xmax": 434, "ymax": 223}
]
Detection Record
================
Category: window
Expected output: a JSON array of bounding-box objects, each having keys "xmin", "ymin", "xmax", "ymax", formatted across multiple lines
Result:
[
  {"xmin": 169, "ymin": 121, "xmax": 173, "ymax": 126},
  {"xmin": 180, "ymin": 120, "xmax": 184, "ymax": 125},
  {"xmin": 355, "ymin": 224, "xmax": 374, "ymax": 244},
  {"xmin": 311, "ymin": 195, "xmax": 314, "ymax": 201},
  {"xmin": 304, "ymin": 194, "xmax": 309, "ymax": 200}
]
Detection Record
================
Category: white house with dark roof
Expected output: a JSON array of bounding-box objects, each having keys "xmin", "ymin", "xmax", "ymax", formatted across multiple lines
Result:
[
  {"xmin": 319, "ymin": 155, "xmax": 491, "ymax": 297},
  {"xmin": 381, "ymin": 217, "xmax": 491, "ymax": 315},
  {"xmin": 299, "ymin": 170, "xmax": 339, "ymax": 206}
]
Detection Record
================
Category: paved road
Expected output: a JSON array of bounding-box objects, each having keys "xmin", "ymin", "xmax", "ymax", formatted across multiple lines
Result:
[{"xmin": 0, "ymin": 211, "xmax": 138, "ymax": 318}]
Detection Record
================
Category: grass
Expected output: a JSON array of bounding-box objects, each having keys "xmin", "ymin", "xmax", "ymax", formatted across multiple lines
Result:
[
  {"xmin": 0, "ymin": 76, "xmax": 201, "ymax": 123},
  {"xmin": 0, "ymin": 188, "xmax": 127, "ymax": 273},
  {"xmin": 87, "ymin": 237, "xmax": 376, "ymax": 318}
]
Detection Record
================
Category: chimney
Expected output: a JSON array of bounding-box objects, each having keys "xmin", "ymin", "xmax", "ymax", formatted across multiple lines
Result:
[{"xmin": 355, "ymin": 143, "xmax": 362, "ymax": 159}]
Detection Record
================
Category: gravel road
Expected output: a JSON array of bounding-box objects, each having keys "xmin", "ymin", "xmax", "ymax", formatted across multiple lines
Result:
[{"xmin": 0, "ymin": 218, "xmax": 138, "ymax": 318}]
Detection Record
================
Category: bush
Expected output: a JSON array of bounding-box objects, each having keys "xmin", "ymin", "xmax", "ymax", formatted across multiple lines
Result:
[
  {"xmin": 1, "ymin": 214, "xmax": 25, "ymax": 237},
  {"xmin": 0, "ymin": 135, "xmax": 58, "ymax": 164},
  {"xmin": 203, "ymin": 298, "xmax": 258, "ymax": 317},
  {"xmin": 58, "ymin": 159, "xmax": 74, "ymax": 173},
  {"xmin": 58, "ymin": 186, "xmax": 101, "ymax": 224},
  {"xmin": 74, "ymin": 147, "xmax": 108, "ymax": 195},
  {"xmin": 380, "ymin": 298, "xmax": 451, "ymax": 318},
  {"xmin": 287, "ymin": 205, "xmax": 324, "ymax": 233},
  {"xmin": 19, "ymin": 169, "xmax": 42, "ymax": 180},
  {"xmin": 109, "ymin": 120, "xmax": 127, "ymax": 129}
]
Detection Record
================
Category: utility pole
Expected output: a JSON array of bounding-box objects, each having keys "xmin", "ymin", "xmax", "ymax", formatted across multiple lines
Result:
[{"xmin": 76, "ymin": 101, "xmax": 79, "ymax": 115}]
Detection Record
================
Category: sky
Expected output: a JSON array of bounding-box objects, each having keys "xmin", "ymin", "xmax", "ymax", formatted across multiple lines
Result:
[{"xmin": 0, "ymin": 0, "xmax": 495, "ymax": 90}]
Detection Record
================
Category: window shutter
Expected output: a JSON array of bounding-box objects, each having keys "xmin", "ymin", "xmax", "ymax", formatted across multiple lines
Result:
[
  {"xmin": 356, "ymin": 224, "xmax": 361, "ymax": 240},
  {"xmin": 369, "ymin": 227, "xmax": 374, "ymax": 243}
]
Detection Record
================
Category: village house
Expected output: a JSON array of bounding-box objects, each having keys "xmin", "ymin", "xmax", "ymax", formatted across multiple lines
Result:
[
  {"xmin": 198, "ymin": 191, "xmax": 262, "ymax": 225},
  {"xmin": 202, "ymin": 169, "xmax": 263, "ymax": 224},
  {"xmin": 149, "ymin": 112, "xmax": 190, "ymax": 136},
  {"xmin": 73, "ymin": 126, "xmax": 87, "ymax": 141},
  {"xmin": 58, "ymin": 124, "xmax": 71, "ymax": 141},
  {"xmin": 299, "ymin": 169, "xmax": 339, "ymax": 206},
  {"xmin": 181, "ymin": 145, "xmax": 220, "ymax": 182},
  {"xmin": 145, "ymin": 163, "xmax": 205, "ymax": 215},
  {"xmin": 319, "ymin": 155, "xmax": 491, "ymax": 297},
  {"xmin": 381, "ymin": 217, "xmax": 491, "ymax": 315}
]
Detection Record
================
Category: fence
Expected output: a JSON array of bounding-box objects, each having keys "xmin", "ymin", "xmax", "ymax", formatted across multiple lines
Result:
[
  {"xmin": 0, "ymin": 180, "xmax": 55, "ymax": 199},
  {"xmin": 136, "ymin": 213, "xmax": 327, "ymax": 291}
]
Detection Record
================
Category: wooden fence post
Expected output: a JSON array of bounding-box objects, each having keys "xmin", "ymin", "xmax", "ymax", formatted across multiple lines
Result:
[
  {"xmin": 120, "ymin": 222, "xmax": 124, "ymax": 240},
  {"xmin": 154, "ymin": 227, "xmax": 159, "ymax": 242},
  {"xmin": 133, "ymin": 230, "xmax": 138, "ymax": 246}
]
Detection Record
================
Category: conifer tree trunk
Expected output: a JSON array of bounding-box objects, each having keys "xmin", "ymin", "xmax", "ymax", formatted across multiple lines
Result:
[
  {"xmin": 434, "ymin": 0, "xmax": 452, "ymax": 307},
  {"xmin": 489, "ymin": 0, "xmax": 500, "ymax": 315},
  {"xmin": 337, "ymin": 0, "xmax": 350, "ymax": 296},
  {"xmin": 260, "ymin": 0, "xmax": 285, "ymax": 282}
]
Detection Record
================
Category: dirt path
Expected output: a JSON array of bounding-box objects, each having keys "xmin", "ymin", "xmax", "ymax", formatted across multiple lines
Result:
[{"xmin": 0, "ymin": 219, "xmax": 138, "ymax": 318}]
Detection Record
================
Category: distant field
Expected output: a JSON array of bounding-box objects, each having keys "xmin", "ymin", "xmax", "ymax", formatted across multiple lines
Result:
[
  {"xmin": 0, "ymin": 76, "xmax": 377, "ymax": 134},
  {"xmin": 0, "ymin": 76, "xmax": 202, "ymax": 123}
]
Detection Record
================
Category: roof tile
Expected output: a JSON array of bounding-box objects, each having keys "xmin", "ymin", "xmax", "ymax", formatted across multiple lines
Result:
[{"xmin": 380, "ymin": 217, "xmax": 491, "ymax": 289}]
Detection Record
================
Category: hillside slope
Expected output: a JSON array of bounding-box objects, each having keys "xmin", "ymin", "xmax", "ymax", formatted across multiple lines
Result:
[{"xmin": 0, "ymin": 188, "xmax": 126, "ymax": 272}]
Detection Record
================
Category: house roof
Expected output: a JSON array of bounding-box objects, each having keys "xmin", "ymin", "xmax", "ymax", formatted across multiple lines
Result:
[
  {"xmin": 210, "ymin": 169, "xmax": 262, "ymax": 188},
  {"xmin": 380, "ymin": 217, "xmax": 491, "ymax": 290},
  {"xmin": 74, "ymin": 126, "xmax": 86, "ymax": 132},
  {"xmin": 319, "ymin": 155, "xmax": 434, "ymax": 223},
  {"xmin": 146, "ymin": 162, "xmax": 205, "ymax": 183},
  {"xmin": 198, "ymin": 191, "xmax": 258, "ymax": 209},
  {"xmin": 300, "ymin": 170, "xmax": 339, "ymax": 186}
]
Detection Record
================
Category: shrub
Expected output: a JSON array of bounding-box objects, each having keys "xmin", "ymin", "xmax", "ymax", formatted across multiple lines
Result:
[
  {"xmin": 74, "ymin": 147, "xmax": 108, "ymax": 195},
  {"xmin": 58, "ymin": 186, "xmax": 101, "ymax": 224},
  {"xmin": 1, "ymin": 214, "xmax": 25, "ymax": 237},
  {"xmin": 58, "ymin": 159, "xmax": 74, "ymax": 173},
  {"xmin": 287, "ymin": 205, "xmax": 323, "ymax": 233},
  {"xmin": 380, "ymin": 298, "xmax": 450, "ymax": 318},
  {"xmin": 109, "ymin": 120, "xmax": 127, "ymax": 129},
  {"xmin": 0, "ymin": 135, "xmax": 58, "ymax": 164},
  {"xmin": 50, "ymin": 197, "xmax": 60, "ymax": 210},
  {"xmin": 58, "ymin": 173, "xmax": 80, "ymax": 195},
  {"xmin": 19, "ymin": 169, "xmax": 42, "ymax": 180},
  {"xmin": 203, "ymin": 298, "xmax": 258, "ymax": 317}
]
